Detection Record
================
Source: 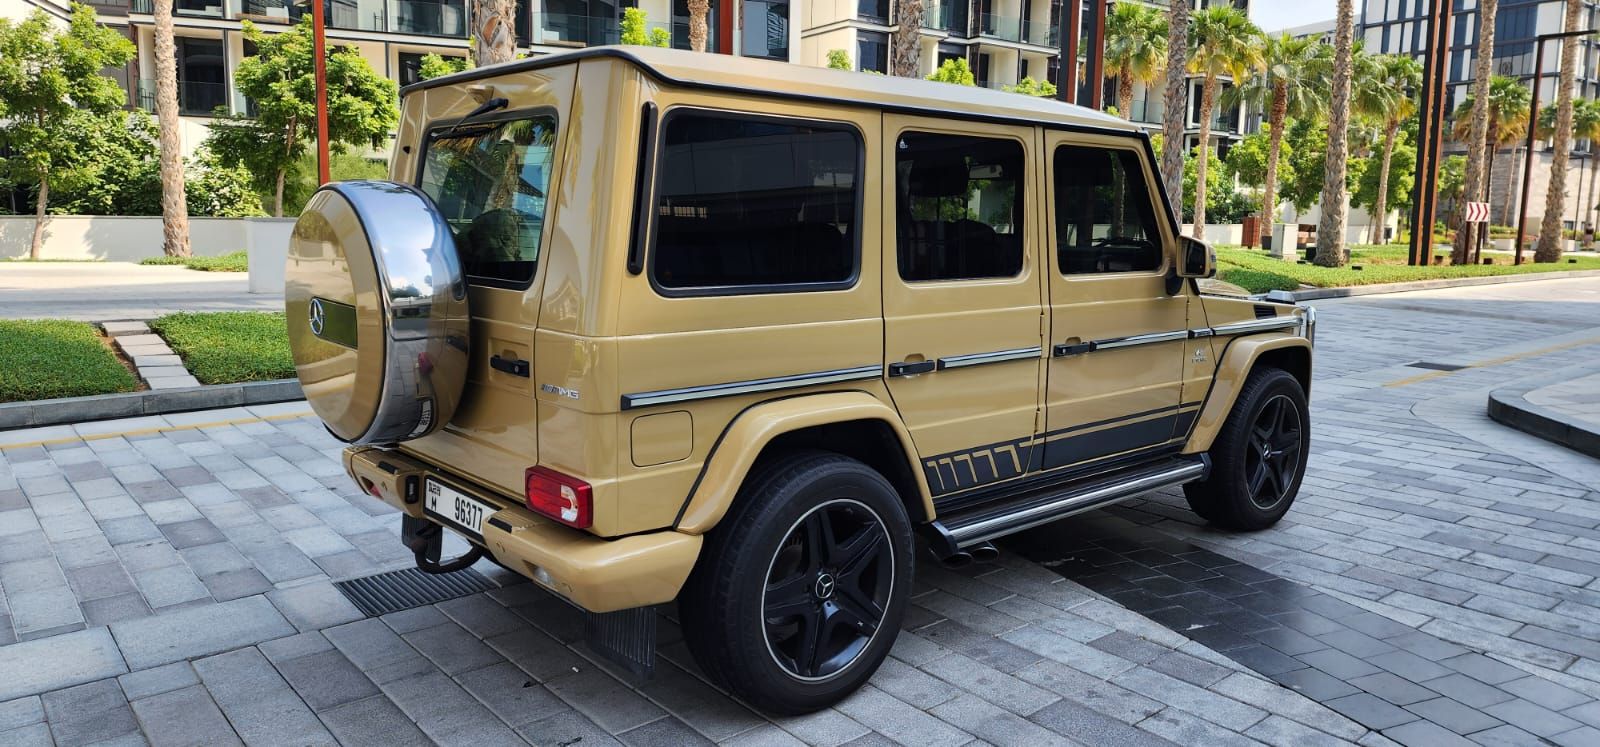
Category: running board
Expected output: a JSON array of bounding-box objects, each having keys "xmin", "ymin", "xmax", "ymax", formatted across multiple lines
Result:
[{"xmin": 925, "ymin": 457, "xmax": 1207, "ymax": 552}]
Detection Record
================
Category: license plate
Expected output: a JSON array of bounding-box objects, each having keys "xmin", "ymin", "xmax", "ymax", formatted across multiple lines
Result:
[{"xmin": 423, "ymin": 479, "xmax": 492, "ymax": 541}]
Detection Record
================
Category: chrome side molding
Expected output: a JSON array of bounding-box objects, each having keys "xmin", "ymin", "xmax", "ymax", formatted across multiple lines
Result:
[{"xmin": 620, "ymin": 365, "xmax": 881, "ymax": 410}]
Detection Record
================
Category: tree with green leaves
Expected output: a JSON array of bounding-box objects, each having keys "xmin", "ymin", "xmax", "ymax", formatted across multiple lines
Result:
[
  {"xmin": 621, "ymin": 7, "xmax": 671, "ymax": 48},
  {"xmin": 1314, "ymin": 0, "xmax": 1357, "ymax": 266},
  {"xmin": 1450, "ymin": 75, "xmax": 1532, "ymax": 227},
  {"xmin": 0, "ymin": 6, "xmax": 135, "ymax": 259},
  {"xmin": 826, "ymin": 49, "xmax": 852, "ymax": 71},
  {"xmin": 1535, "ymin": 0, "xmax": 1584, "ymax": 261},
  {"xmin": 926, "ymin": 58, "xmax": 976, "ymax": 86},
  {"xmin": 1159, "ymin": 0, "xmax": 1190, "ymax": 206},
  {"xmin": 1225, "ymin": 125, "xmax": 1293, "ymax": 205},
  {"xmin": 1455, "ymin": 0, "xmax": 1499, "ymax": 263},
  {"xmin": 417, "ymin": 53, "xmax": 470, "ymax": 81},
  {"xmin": 1004, "ymin": 77, "xmax": 1057, "ymax": 97},
  {"xmin": 213, "ymin": 19, "xmax": 397, "ymax": 216},
  {"xmin": 1360, "ymin": 54, "xmax": 1422, "ymax": 245},
  {"xmin": 1354, "ymin": 141, "xmax": 1414, "ymax": 242},
  {"xmin": 1572, "ymin": 99, "xmax": 1600, "ymax": 232},
  {"xmin": 1103, "ymin": 2, "xmax": 1166, "ymax": 120},
  {"xmin": 1187, "ymin": 6, "xmax": 1264, "ymax": 239},
  {"xmin": 1224, "ymin": 33, "xmax": 1321, "ymax": 246}
]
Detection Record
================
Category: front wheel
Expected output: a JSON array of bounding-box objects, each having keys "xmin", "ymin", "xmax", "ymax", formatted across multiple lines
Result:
[
  {"xmin": 679, "ymin": 451, "xmax": 913, "ymax": 715},
  {"xmin": 1184, "ymin": 367, "xmax": 1309, "ymax": 530}
]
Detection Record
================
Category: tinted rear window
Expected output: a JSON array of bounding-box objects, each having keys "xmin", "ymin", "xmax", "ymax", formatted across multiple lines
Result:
[
  {"xmin": 651, "ymin": 111, "xmax": 861, "ymax": 294},
  {"xmin": 419, "ymin": 114, "xmax": 556, "ymax": 287}
]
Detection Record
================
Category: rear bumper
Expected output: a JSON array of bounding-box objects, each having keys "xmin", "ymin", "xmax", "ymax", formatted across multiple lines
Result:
[{"xmin": 343, "ymin": 447, "xmax": 701, "ymax": 613}]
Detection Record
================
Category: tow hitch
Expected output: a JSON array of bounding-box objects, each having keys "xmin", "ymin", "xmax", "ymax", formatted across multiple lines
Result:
[{"xmin": 401, "ymin": 515, "xmax": 485, "ymax": 574}]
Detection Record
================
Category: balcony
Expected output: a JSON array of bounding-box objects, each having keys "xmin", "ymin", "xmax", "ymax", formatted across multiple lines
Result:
[
  {"xmin": 388, "ymin": 0, "xmax": 465, "ymax": 36},
  {"xmin": 1021, "ymin": 18, "xmax": 1055, "ymax": 47},
  {"xmin": 130, "ymin": 0, "xmax": 225, "ymax": 16},
  {"xmin": 976, "ymin": 13, "xmax": 1021, "ymax": 44},
  {"xmin": 233, "ymin": 0, "xmax": 305, "ymax": 23},
  {"xmin": 922, "ymin": 2, "xmax": 966, "ymax": 34},
  {"xmin": 533, "ymin": 12, "xmax": 624, "ymax": 47},
  {"xmin": 137, "ymin": 79, "xmax": 231, "ymax": 117}
]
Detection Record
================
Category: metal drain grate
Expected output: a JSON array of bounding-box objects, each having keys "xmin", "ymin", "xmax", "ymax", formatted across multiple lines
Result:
[
  {"xmin": 334, "ymin": 566, "xmax": 499, "ymax": 617},
  {"xmin": 1407, "ymin": 361, "xmax": 1468, "ymax": 372}
]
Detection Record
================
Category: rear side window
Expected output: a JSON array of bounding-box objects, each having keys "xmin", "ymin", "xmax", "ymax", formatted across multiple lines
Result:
[
  {"xmin": 419, "ymin": 114, "xmax": 557, "ymax": 287},
  {"xmin": 651, "ymin": 111, "xmax": 861, "ymax": 294},
  {"xmin": 895, "ymin": 132, "xmax": 1025, "ymax": 282},
  {"xmin": 1053, "ymin": 145, "xmax": 1162, "ymax": 275}
]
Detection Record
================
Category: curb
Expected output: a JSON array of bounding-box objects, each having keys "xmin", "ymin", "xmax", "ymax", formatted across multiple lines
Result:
[
  {"xmin": 1264, "ymin": 268, "xmax": 1600, "ymax": 302},
  {"xmin": 1487, "ymin": 375, "xmax": 1600, "ymax": 461},
  {"xmin": 0, "ymin": 379, "xmax": 303, "ymax": 431}
]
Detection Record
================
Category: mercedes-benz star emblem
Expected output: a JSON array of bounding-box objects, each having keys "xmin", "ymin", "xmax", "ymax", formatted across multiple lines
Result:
[
  {"xmin": 308, "ymin": 298, "xmax": 326, "ymax": 337},
  {"xmin": 813, "ymin": 573, "xmax": 836, "ymax": 600}
]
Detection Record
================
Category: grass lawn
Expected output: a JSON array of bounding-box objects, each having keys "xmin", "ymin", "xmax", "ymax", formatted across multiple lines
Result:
[
  {"xmin": 1215, "ymin": 244, "xmax": 1600, "ymax": 294},
  {"xmin": 0, "ymin": 320, "xmax": 138, "ymax": 403},
  {"xmin": 139, "ymin": 251, "xmax": 248, "ymax": 272},
  {"xmin": 150, "ymin": 312, "xmax": 294, "ymax": 385}
]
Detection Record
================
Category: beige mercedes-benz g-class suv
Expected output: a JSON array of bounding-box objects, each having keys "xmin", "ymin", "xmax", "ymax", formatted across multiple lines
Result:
[{"xmin": 285, "ymin": 46, "xmax": 1314, "ymax": 714}]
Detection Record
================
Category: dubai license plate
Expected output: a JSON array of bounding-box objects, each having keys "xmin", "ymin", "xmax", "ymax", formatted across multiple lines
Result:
[{"xmin": 423, "ymin": 478, "xmax": 491, "ymax": 541}]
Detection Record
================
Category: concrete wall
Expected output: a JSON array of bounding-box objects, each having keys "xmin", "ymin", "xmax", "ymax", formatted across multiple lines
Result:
[
  {"xmin": 0, "ymin": 216, "xmax": 295, "ymax": 263},
  {"xmin": 1181, "ymin": 224, "xmax": 1246, "ymax": 244}
]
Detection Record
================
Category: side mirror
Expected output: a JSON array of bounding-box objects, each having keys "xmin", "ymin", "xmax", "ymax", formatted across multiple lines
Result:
[{"xmin": 1177, "ymin": 236, "xmax": 1216, "ymax": 279}]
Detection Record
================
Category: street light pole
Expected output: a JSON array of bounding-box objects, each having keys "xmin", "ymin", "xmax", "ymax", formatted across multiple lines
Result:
[
  {"xmin": 313, "ymin": 0, "xmax": 330, "ymax": 185},
  {"xmin": 1514, "ymin": 28, "xmax": 1590, "ymax": 266},
  {"xmin": 1407, "ymin": 0, "xmax": 1453, "ymax": 266}
]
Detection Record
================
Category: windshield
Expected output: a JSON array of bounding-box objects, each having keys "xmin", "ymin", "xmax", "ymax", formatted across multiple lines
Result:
[{"xmin": 418, "ymin": 114, "xmax": 557, "ymax": 287}]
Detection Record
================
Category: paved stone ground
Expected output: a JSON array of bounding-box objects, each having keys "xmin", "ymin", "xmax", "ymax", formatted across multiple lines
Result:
[
  {"xmin": 1526, "ymin": 372, "xmax": 1600, "ymax": 431},
  {"xmin": 0, "ymin": 278, "xmax": 1598, "ymax": 745},
  {"xmin": 0, "ymin": 263, "xmax": 280, "ymax": 320}
]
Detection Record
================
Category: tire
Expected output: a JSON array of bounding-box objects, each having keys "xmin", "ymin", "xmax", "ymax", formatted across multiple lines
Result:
[
  {"xmin": 679, "ymin": 450, "xmax": 914, "ymax": 715},
  {"xmin": 1184, "ymin": 367, "xmax": 1309, "ymax": 531}
]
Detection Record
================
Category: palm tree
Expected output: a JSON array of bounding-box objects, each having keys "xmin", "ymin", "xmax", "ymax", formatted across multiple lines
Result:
[
  {"xmin": 1224, "ymin": 34, "xmax": 1322, "ymax": 248},
  {"xmin": 1103, "ymin": 2, "xmax": 1167, "ymax": 120},
  {"xmin": 1455, "ymin": 0, "xmax": 1499, "ymax": 264},
  {"xmin": 1314, "ymin": 0, "xmax": 1356, "ymax": 267},
  {"xmin": 687, "ymin": 0, "xmax": 709, "ymax": 51},
  {"xmin": 1451, "ymin": 76, "xmax": 1532, "ymax": 227},
  {"xmin": 1186, "ymin": 6, "xmax": 1264, "ymax": 240},
  {"xmin": 1573, "ymin": 99, "xmax": 1600, "ymax": 233},
  {"xmin": 1361, "ymin": 54, "xmax": 1422, "ymax": 245},
  {"xmin": 470, "ymin": 0, "xmax": 516, "ymax": 64},
  {"xmin": 152, "ymin": 0, "xmax": 190, "ymax": 257},
  {"xmin": 1159, "ymin": 0, "xmax": 1189, "ymax": 210},
  {"xmin": 1535, "ymin": 0, "xmax": 1584, "ymax": 262},
  {"xmin": 892, "ymin": 0, "xmax": 925, "ymax": 77}
]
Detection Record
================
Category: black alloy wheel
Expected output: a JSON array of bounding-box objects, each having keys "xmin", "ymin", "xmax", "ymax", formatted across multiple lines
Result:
[
  {"xmin": 761, "ymin": 499, "xmax": 893, "ymax": 681},
  {"xmin": 1245, "ymin": 394, "xmax": 1303, "ymax": 511}
]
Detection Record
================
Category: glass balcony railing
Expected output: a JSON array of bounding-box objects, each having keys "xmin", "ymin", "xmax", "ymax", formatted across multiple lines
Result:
[
  {"xmin": 232, "ymin": 0, "xmax": 304, "ymax": 22},
  {"xmin": 389, "ymin": 0, "xmax": 466, "ymax": 36},
  {"xmin": 533, "ymin": 12, "xmax": 625, "ymax": 47},
  {"xmin": 1021, "ymin": 18, "xmax": 1056, "ymax": 47},
  {"xmin": 137, "ymin": 79, "xmax": 230, "ymax": 117},
  {"xmin": 976, "ymin": 13, "xmax": 1021, "ymax": 43},
  {"xmin": 922, "ymin": 2, "xmax": 966, "ymax": 34}
]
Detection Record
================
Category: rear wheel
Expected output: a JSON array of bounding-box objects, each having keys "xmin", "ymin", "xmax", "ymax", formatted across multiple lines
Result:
[
  {"xmin": 1185, "ymin": 367, "xmax": 1308, "ymax": 530},
  {"xmin": 680, "ymin": 451, "xmax": 913, "ymax": 715}
]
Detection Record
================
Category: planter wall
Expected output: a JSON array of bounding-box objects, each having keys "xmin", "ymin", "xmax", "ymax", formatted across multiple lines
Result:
[
  {"xmin": 1180, "ymin": 223, "xmax": 1245, "ymax": 245},
  {"xmin": 0, "ymin": 215, "xmax": 295, "ymax": 263}
]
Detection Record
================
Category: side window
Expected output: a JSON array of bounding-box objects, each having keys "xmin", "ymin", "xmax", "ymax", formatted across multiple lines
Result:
[
  {"xmin": 418, "ymin": 114, "xmax": 557, "ymax": 287},
  {"xmin": 1053, "ymin": 145, "xmax": 1163, "ymax": 275},
  {"xmin": 651, "ymin": 112, "xmax": 860, "ymax": 293},
  {"xmin": 895, "ymin": 132, "xmax": 1025, "ymax": 282}
]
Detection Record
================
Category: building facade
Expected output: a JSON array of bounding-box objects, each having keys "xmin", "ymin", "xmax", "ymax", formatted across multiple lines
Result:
[
  {"xmin": 1360, "ymin": 0, "xmax": 1600, "ymax": 231},
  {"xmin": 3, "ymin": 0, "xmax": 799, "ymax": 155}
]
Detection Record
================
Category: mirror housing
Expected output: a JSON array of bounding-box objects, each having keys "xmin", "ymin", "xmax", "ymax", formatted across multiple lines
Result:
[{"xmin": 1177, "ymin": 236, "xmax": 1216, "ymax": 279}]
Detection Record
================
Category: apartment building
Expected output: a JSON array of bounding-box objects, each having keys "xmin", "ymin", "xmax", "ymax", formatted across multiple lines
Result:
[
  {"xmin": 1360, "ymin": 0, "xmax": 1600, "ymax": 229},
  {"xmin": 3, "ymin": 0, "xmax": 798, "ymax": 154}
]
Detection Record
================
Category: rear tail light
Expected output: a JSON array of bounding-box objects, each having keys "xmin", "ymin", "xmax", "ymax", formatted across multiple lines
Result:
[{"xmin": 525, "ymin": 466, "xmax": 592, "ymax": 528}]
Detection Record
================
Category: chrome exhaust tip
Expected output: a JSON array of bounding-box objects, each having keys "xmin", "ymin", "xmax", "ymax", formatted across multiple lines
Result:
[
  {"xmin": 939, "ymin": 551, "xmax": 974, "ymax": 569},
  {"xmin": 968, "ymin": 542, "xmax": 1000, "ymax": 563}
]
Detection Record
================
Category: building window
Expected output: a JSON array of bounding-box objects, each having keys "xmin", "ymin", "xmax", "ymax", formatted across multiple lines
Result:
[
  {"xmin": 741, "ymin": 0, "xmax": 789, "ymax": 59},
  {"xmin": 397, "ymin": 51, "xmax": 467, "ymax": 87},
  {"xmin": 895, "ymin": 132, "xmax": 1025, "ymax": 282},
  {"xmin": 857, "ymin": 30, "xmax": 888, "ymax": 73},
  {"xmin": 541, "ymin": 0, "xmax": 617, "ymax": 44},
  {"xmin": 858, "ymin": 0, "xmax": 888, "ymax": 24},
  {"xmin": 177, "ymin": 37, "xmax": 227, "ymax": 116},
  {"xmin": 672, "ymin": 0, "xmax": 718, "ymax": 51},
  {"xmin": 651, "ymin": 112, "xmax": 861, "ymax": 293}
]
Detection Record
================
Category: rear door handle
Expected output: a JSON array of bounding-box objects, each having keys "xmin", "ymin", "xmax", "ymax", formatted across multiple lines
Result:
[
  {"xmin": 888, "ymin": 360, "xmax": 937, "ymax": 377},
  {"xmin": 489, "ymin": 354, "xmax": 530, "ymax": 377}
]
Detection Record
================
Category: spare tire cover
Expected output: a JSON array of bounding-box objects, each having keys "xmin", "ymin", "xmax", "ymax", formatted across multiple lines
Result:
[{"xmin": 285, "ymin": 180, "xmax": 469, "ymax": 445}]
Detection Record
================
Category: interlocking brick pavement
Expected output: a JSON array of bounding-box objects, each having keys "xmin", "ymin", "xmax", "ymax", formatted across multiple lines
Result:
[{"xmin": 0, "ymin": 277, "xmax": 1598, "ymax": 745}]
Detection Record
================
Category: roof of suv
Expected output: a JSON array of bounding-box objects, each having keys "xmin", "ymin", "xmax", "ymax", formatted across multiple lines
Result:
[{"xmin": 401, "ymin": 46, "xmax": 1141, "ymax": 136}]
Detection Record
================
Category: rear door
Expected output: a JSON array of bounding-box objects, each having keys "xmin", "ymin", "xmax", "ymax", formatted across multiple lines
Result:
[
  {"xmin": 881, "ymin": 116, "xmax": 1046, "ymax": 502},
  {"xmin": 392, "ymin": 68, "xmax": 575, "ymax": 497},
  {"xmin": 1040, "ymin": 133, "xmax": 1192, "ymax": 474}
]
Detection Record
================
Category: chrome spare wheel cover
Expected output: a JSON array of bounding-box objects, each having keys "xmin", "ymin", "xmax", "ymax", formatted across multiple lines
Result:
[{"xmin": 285, "ymin": 180, "xmax": 469, "ymax": 446}]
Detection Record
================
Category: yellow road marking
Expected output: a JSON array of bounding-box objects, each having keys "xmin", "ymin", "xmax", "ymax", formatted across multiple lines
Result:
[
  {"xmin": 0, "ymin": 408, "xmax": 315, "ymax": 451},
  {"xmin": 1386, "ymin": 336, "xmax": 1600, "ymax": 388}
]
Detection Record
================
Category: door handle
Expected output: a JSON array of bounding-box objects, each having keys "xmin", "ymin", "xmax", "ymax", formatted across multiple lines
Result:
[
  {"xmin": 888, "ymin": 360, "xmax": 937, "ymax": 377},
  {"xmin": 489, "ymin": 354, "xmax": 530, "ymax": 377}
]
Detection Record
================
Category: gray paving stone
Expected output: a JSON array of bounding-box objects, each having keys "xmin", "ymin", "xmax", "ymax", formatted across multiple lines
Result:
[
  {"xmin": 111, "ymin": 595, "xmax": 296, "ymax": 669},
  {"xmin": 0, "ymin": 723, "xmax": 51, "ymax": 747},
  {"xmin": 8, "ymin": 586, "xmax": 83, "ymax": 635},
  {"xmin": 41, "ymin": 678, "xmax": 140, "ymax": 746},
  {"xmin": 1324, "ymin": 692, "xmax": 1420, "ymax": 730},
  {"xmin": 131, "ymin": 564, "xmax": 210, "ymax": 609},
  {"xmin": 319, "ymin": 694, "xmax": 432, "ymax": 747},
  {"xmin": 1027, "ymin": 697, "xmax": 1179, "ymax": 746},
  {"xmin": 833, "ymin": 686, "xmax": 973, "ymax": 747},
  {"xmin": 324, "ymin": 618, "xmax": 434, "ymax": 684},
  {"xmin": 634, "ymin": 659, "xmax": 767, "ymax": 741},
  {"xmin": 380, "ymin": 669, "xmax": 526, "ymax": 745},
  {"xmin": 918, "ymin": 650, "xmax": 1061, "ymax": 716},
  {"xmin": 257, "ymin": 631, "xmax": 335, "ymax": 663},
  {"xmin": 929, "ymin": 693, "xmax": 1073, "ymax": 746},
  {"xmin": 265, "ymin": 580, "xmax": 364, "ymax": 632},
  {"xmin": 516, "ymin": 710, "xmax": 624, "ymax": 747},
  {"xmin": 0, "ymin": 627, "xmax": 127, "ymax": 701},
  {"xmin": 118, "ymin": 662, "xmax": 200, "ymax": 701},
  {"xmin": 193, "ymin": 647, "xmax": 338, "ymax": 746},
  {"xmin": 0, "ymin": 696, "xmax": 43, "ymax": 731},
  {"xmin": 455, "ymin": 661, "xmax": 570, "ymax": 728},
  {"xmin": 130, "ymin": 684, "xmax": 242, "ymax": 746},
  {"xmin": 1405, "ymin": 697, "xmax": 1504, "ymax": 736},
  {"xmin": 275, "ymin": 648, "xmax": 381, "ymax": 711},
  {"xmin": 82, "ymin": 592, "xmax": 153, "ymax": 627}
]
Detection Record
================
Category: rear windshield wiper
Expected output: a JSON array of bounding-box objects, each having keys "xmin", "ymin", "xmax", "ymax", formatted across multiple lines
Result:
[{"xmin": 440, "ymin": 97, "xmax": 509, "ymax": 139}]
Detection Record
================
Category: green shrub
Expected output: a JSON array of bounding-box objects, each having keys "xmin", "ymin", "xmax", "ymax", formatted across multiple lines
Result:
[
  {"xmin": 0, "ymin": 320, "xmax": 137, "ymax": 402},
  {"xmin": 149, "ymin": 312, "xmax": 293, "ymax": 385}
]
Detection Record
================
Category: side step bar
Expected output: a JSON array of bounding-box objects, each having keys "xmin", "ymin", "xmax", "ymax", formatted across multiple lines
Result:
[{"xmin": 925, "ymin": 457, "xmax": 1208, "ymax": 554}]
